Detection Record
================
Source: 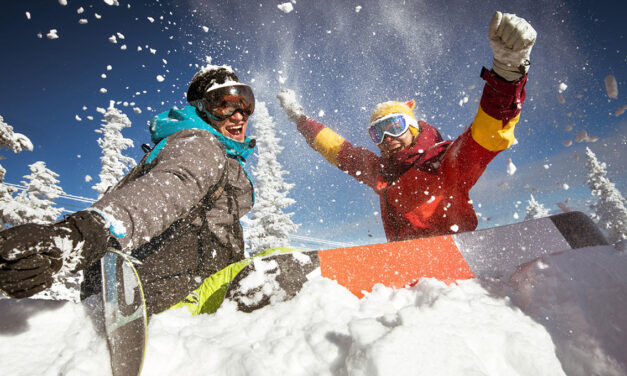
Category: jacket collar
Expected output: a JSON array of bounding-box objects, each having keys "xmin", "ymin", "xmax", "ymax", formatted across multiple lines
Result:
[
  {"xmin": 150, "ymin": 106, "xmax": 256, "ymax": 161},
  {"xmin": 381, "ymin": 122, "xmax": 450, "ymax": 182}
]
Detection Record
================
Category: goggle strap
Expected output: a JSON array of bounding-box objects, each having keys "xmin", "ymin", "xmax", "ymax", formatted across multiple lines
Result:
[{"xmin": 369, "ymin": 113, "xmax": 417, "ymax": 129}]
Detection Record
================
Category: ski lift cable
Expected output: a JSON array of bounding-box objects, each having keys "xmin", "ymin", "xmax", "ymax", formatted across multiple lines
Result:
[
  {"xmin": 3, "ymin": 183, "xmax": 97, "ymax": 204},
  {"xmin": 5, "ymin": 183, "xmax": 351, "ymax": 249}
]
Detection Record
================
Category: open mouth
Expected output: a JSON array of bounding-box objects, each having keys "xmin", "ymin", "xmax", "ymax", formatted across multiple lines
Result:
[
  {"xmin": 388, "ymin": 146, "xmax": 403, "ymax": 155},
  {"xmin": 226, "ymin": 125, "xmax": 243, "ymax": 138}
]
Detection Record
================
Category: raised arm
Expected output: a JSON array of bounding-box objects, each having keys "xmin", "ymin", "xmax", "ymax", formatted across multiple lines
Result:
[
  {"xmin": 441, "ymin": 12, "xmax": 536, "ymax": 188},
  {"xmin": 277, "ymin": 89, "xmax": 382, "ymax": 190}
]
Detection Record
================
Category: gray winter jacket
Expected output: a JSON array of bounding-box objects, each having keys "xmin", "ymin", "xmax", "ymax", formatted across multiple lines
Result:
[{"xmin": 83, "ymin": 106, "xmax": 255, "ymax": 315}]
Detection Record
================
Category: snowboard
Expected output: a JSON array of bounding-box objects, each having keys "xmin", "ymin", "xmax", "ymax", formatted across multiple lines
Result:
[
  {"xmin": 101, "ymin": 249, "xmax": 148, "ymax": 376},
  {"xmin": 225, "ymin": 211, "xmax": 608, "ymax": 311}
]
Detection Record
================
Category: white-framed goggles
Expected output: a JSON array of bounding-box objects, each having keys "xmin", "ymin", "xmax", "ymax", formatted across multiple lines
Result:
[
  {"xmin": 191, "ymin": 82, "xmax": 255, "ymax": 121},
  {"xmin": 368, "ymin": 113, "xmax": 417, "ymax": 145}
]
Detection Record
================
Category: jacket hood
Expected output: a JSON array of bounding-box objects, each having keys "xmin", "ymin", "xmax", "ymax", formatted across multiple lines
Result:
[{"xmin": 150, "ymin": 106, "xmax": 255, "ymax": 161}]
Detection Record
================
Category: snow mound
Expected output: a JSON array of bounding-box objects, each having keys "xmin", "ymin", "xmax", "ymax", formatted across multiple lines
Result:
[{"xmin": 1, "ymin": 245, "xmax": 625, "ymax": 375}]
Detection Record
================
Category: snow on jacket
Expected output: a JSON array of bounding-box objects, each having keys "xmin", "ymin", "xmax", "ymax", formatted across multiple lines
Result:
[
  {"xmin": 296, "ymin": 68, "xmax": 527, "ymax": 241},
  {"xmin": 83, "ymin": 105, "xmax": 255, "ymax": 315}
]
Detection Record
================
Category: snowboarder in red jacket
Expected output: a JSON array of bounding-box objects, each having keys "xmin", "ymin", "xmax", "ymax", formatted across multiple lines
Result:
[{"xmin": 278, "ymin": 11, "xmax": 537, "ymax": 241}]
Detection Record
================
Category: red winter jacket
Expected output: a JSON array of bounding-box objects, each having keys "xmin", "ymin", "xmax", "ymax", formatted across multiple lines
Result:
[{"xmin": 296, "ymin": 68, "xmax": 527, "ymax": 241}]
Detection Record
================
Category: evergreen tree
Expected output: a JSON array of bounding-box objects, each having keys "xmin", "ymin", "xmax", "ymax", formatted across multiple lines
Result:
[
  {"xmin": 4, "ymin": 161, "xmax": 65, "ymax": 226},
  {"xmin": 244, "ymin": 102, "xmax": 298, "ymax": 254},
  {"xmin": 0, "ymin": 115, "xmax": 33, "ymax": 154},
  {"xmin": 525, "ymin": 194, "xmax": 550, "ymax": 220},
  {"xmin": 0, "ymin": 166, "xmax": 16, "ymax": 230},
  {"xmin": 584, "ymin": 147, "xmax": 627, "ymax": 244},
  {"xmin": 92, "ymin": 101, "xmax": 136, "ymax": 197},
  {"xmin": 0, "ymin": 115, "xmax": 34, "ymax": 228}
]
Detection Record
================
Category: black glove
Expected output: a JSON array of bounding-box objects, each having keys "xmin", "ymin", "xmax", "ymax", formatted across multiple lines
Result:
[{"xmin": 0, "ymin": 211, "xmax": 111, "ymax": 298}]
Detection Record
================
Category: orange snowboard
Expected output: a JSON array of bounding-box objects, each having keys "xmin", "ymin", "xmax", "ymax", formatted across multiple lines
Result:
[{"xmin": 318, "ymin": 235, "xmax": 474, "ymax": 297}]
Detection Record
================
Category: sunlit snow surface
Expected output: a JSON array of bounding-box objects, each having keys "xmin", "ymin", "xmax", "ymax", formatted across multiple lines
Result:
[{"xmin": 1, "ymin": 245, "xmax": 625, "ymax": 376}]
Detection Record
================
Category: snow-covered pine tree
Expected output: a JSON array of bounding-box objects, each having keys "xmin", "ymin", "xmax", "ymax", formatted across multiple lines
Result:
[
  {"xmin": 0, "ymin": 115, "xmax": 34, "ymax": 228},
  {"xmin": 584, "ymin": 147, "xmax": 627, "ymax": 244},
  {"xmin": 4, "ymin": 161, "xmax": 65, "ymax": 226},
  {"xmin": 0, "ymin": 115, "xmax": 33, "ymax": 154},
  {"xmin": 92, "ymin": 101, "xmax": 136, "ymax": 197},
  {"xmin": 244, "ymin": 102, "xmax": 298, "ymax": 254},
  {"xmin": 525, "ymin": 194, "xmax": 550, "ymax": 220},
  {"xmin": 0, "ymin": 166, "xmax": 15, "ymax": 230}
]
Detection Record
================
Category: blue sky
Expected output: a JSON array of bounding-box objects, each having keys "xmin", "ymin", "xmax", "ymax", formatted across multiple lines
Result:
[{"xmin": 0, "ymin": 0, "xmax": 624, "ymax": 245}]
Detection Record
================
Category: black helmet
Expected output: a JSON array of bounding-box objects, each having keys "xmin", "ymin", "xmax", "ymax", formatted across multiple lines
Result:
[{"xmin": 187, "ymin": 67, "xmax": 239, "ymax": 103}]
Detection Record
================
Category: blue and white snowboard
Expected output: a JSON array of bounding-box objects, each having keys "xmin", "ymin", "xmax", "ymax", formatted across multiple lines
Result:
[{"xmin": 101, "ymin": 249, "xmax": 147, "ymax": 376}]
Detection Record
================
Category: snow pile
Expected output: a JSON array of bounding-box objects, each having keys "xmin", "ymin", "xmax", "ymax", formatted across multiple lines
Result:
[
  {"xmin": 504, "ymin": 246, "xmax": 627, "ymax": 376},
  {"xmin": 1, "ymin": 244, "xmax": 625, "ymax": 376},
  {"xmin": 235, "ymin": 258, "xmax": 286, "ymax": 307}
]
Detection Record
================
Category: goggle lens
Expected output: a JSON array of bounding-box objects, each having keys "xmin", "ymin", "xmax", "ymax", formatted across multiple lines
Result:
[
  {"xmin": 368, "ymin": 115, "xmax": 411, "ymax": 144},
  {"xmin": 203, "ymin": 84, "xmax": 255, "ymax": 121}
]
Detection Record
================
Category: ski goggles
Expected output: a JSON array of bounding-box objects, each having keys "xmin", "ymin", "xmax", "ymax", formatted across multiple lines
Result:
[
  {"xmin": 368, "ymin": 114, "xmax": 417, "ymax": 144},
  {"xmin": 194, "ymin": 83, "xmax": 255, "ymax": 121}
]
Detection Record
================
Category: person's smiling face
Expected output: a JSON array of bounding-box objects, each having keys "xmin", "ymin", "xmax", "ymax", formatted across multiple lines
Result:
[
  {"xmin": 211, "ymin": 110, "xmax": 249, "ymax": 142},
  {"xmin": 377, "ymin": 129, "xmax": 414, "ymax": 157}
]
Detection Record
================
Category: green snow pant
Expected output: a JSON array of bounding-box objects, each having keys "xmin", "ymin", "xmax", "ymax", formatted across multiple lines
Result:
[{"xmin": 168, "ymin": 247, "xmax": 302, "ymax": 315}]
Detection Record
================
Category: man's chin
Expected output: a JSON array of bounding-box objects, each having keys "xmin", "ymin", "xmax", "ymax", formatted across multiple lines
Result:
[
  {"xmin": 384, "ymin": 147, "xmax": 403, "ymax": 157},
  {"xmin": 229, "ymin": 135, "xmax": 245, "ymax": 143}
]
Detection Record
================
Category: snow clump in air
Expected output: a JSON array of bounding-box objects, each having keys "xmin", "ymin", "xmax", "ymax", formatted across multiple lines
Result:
[
  {"xmin": 604, "ymin": 75, "xmax": 618, "ymax": 99},
  {"xmin": 506, "ymin": 157, "xmax": 517, "ymax": 176},
  {"xmin": 277, "ymin": 2, "xmax": 294, "ymax": 14},
  {"xmin": 156, "ymin": 75, "xmax": 165, "ymax": 82},
  {"xmin": 58, "ymin": 0, "xmax": 67, "ymax": 6},
  {"xmin": 557, "ymin": 82, "xmax": 567, "ymax": 103},
  {"xmin": 25, "ymin": 12, "xmax": 31, "ymax": 20},
  {"xmin": 355, "ymin": 5, "xmax": 363, "ymax": 12},
  {"xmin": 104, "ymin": 0, "xmax": 120, "ymax": 6},
  {"xmin": 46, "ymin": 29, "xmax": 59, "ymax": 39}
]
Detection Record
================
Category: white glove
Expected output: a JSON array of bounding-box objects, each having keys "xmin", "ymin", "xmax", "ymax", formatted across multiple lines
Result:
[
  {"xmin": 277, "ymin": 89, "xmax": 305, "ymax": 123},
  {"xmin": 489, "ymin": 11, "xmax": 537, "ymax": 81}
]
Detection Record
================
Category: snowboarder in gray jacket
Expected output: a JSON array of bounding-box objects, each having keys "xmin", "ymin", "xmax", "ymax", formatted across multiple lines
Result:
[{"xmin": 0, "ymin": 65, "xmax": 257, "ymax": 315}]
